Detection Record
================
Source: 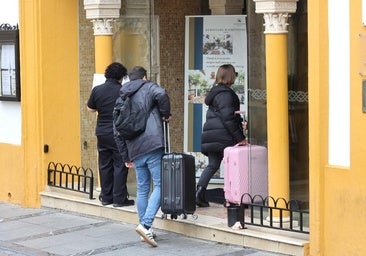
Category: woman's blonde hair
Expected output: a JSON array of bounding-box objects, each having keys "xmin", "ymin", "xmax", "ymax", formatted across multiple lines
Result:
[{"xmin": 215, "ymin": 64, "xmax": 236, "ymax": 86}]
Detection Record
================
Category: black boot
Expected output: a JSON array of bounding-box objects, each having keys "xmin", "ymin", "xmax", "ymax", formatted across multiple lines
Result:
[{"xmin": 196, "ymin": 186, "xmax": 209, "ymax": 207}]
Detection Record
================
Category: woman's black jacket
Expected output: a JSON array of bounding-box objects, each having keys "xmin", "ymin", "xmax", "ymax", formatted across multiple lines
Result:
[{"xmin": 201, "ymin": 84, "xmax": 245, "ymax": 155}]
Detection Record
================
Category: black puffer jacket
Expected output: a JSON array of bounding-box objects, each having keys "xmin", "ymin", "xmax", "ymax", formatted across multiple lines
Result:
[
  {"xmin": 114, "ymin": 79, "xmax": 171, "ymax": 162},
  {"xmin": 201, "ymin": 84, "xmax": 245, "ymax": 155}
]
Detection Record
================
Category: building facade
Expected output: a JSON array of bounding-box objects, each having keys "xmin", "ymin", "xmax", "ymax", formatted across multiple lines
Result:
[{"xmin": 0, "ymin": 0, "xmax": 365, "ymax": 255}]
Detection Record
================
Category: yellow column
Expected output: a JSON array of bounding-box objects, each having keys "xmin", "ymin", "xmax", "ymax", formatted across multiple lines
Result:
[
  {"xmin": 89, "ymin": 18, "xmax": 117, "ymax": 78},
  {"xmin": 254, "ymin": 1, "xmax": 298, "ymax": 217},
  {"xmin": 265, "ymin": 34, "xmax": 289, "ymax": 203},
  {"xmin": 92, "ymin": 24, "xmax": 115, "ymax": 190},
  {"xmin": 84, "ymin": 1, "xmax": 122, "ymax": 189},
  {"xmin": 95, "ymin": 35, "xmax": 113, "ymax": 73},
  {"xmin": 84, "ymin": 0, "xmax": 121, "ymax": 76}
]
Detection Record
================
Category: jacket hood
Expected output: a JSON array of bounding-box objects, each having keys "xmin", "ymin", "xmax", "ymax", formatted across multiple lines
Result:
[
  {"xmin": 120, "ymin": 79, "xmax": 147, "ymax": 98},
  {"xmin": 205, "ymin": 84, "xmax": 231, "ymax": 106}
]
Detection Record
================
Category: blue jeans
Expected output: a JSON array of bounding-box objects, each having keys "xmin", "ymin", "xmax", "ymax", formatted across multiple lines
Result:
[{"xmin": 133, "ymin": 147, "xmax": 164, "ymax": 228}]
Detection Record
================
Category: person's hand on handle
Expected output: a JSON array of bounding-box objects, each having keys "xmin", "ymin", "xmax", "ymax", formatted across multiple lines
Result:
[
  {"xmin": 162, "ymin": 116, "xmax": 171, "ymax": 122},
  {"xmin": 125, "ymin": 162, "xmax": 134, "ymax": 168},
  {"xmin": 237, "ymin": 139, "xmax": 247, "ymax": 146}
]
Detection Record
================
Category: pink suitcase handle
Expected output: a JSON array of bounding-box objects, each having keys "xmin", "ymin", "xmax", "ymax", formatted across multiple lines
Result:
[{"xmin": 233, "ymin": 143, "xmax": 249, "ymax": 147}]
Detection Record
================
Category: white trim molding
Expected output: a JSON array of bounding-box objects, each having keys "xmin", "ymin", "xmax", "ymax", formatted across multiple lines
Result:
[
  {"xmin": 83, "ymin": 0, "xmax": 121, "ymax": 19},
  {"xmin": 328, "ymin": 1, "xmax": 350, "ymax": 167},
  {"xmin": 363, "ymin": 0, "xmax": 366, "ymax": 25}
]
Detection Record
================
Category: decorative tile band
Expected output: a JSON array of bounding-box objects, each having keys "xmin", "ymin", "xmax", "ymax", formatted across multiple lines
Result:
[{"xmin": 248, "ymin": 88, "xmax": 308, "ymax": 103}]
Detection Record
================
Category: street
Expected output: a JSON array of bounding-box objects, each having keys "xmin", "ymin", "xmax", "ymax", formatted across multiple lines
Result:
[{"xmin": 0, "ymin": 202, "xmax": 288, "ymax": 256}]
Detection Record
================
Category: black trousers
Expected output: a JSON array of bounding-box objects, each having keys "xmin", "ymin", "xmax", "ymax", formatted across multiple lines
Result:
[
  {"xmin": 97, "ymin": 134, "xmax": 129, "ymax": 204},
  {"xmin": 197, "ymin": 151, "xmax": 223, "ymax": 188}
]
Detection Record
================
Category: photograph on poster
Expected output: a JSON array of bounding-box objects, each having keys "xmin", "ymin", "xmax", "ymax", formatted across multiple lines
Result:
[
  {"xmin": 203, "ymin": 33, "xmax": 233, "ymax": 55},
  {"xmin": 184, "ymin": 15, "xmax": 248, "ymax": 181}
]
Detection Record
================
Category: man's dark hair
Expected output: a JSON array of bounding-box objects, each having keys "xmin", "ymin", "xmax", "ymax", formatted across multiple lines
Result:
[
  {"xmin": 104, "ymin": 62, "xmax": 127, "ymax": 80},
  {"xmin": 128, "ymin": 66, "xmax": 147, "ymax": 81}
]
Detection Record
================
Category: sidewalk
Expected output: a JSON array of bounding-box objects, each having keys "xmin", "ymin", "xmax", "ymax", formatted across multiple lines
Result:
[{"xmin": 0, "ymin": 202, "xmax": 288, "ymax": 256}]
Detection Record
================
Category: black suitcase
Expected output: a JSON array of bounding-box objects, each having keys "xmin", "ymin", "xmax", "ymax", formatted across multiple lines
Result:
[{"xmin": 160, "ymin": 122, "xmax": 197, "ymax": 219}]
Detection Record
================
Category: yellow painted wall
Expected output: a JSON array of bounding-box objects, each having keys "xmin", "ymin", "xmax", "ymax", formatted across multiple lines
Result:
[
  {"xmin": 0, "ymin": 0, "xmax": 81, "ymax": 207},
  {"xmin": 309, "ymin": 0, "xmax": 366, "ymax": 255},
  {"xmin": 0, "ymin": 144, "xmax": 24, "ymax": 204},
  {"xmin": 38, "ymin": 0, "xmax": 81, "ymax": 167}
]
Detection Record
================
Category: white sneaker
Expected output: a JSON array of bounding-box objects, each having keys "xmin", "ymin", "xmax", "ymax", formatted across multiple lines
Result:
[
  {"xmin": 136, "ymin": 224, "xmax": 157, "ymax": 247},
  {"xmin": 140, "ymin": 228, "xmax": 157, "ymax": 242}
]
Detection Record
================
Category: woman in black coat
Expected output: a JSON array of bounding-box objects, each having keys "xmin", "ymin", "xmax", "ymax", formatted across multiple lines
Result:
[{"xmin": 196, "ymin": 64, "xmax": 247, "ymax": 207}]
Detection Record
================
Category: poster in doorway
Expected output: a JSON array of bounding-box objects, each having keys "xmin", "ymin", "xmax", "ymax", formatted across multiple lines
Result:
[{"xmin": 184, "ymin": 15, "xmax": 248, "ymax": 182}]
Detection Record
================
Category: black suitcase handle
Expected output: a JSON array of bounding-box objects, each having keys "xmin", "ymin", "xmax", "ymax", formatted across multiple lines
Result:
[{"xmin": 163, "ymin": 121, "xmax": 170, "ymax": 154}]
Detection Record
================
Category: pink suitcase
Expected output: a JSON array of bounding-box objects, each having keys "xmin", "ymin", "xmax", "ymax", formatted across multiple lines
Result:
[{"xmin": 223, "ymin": 145, "xmax": 268, "ymax": 204}]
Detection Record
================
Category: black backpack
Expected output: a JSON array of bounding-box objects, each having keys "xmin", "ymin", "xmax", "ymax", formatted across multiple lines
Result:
[{"xmin": 113, "ymin": 82, "xmax": 151, "ymax": 140}]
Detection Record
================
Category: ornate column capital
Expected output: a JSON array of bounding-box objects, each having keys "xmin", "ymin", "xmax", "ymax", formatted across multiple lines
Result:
[
  {"xmin": 253, "ymin": 0, "xmax": 298, "ymax": 34},
  {"xmin": 91, "ymin": 19, "xmax": 115, "ymax": 35},
  {"xmin": 83, "ymin": 0, "xmax": 121, "ymax": 35}
]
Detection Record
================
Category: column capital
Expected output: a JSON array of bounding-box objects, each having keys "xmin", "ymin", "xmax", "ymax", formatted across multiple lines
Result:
[
  {"xmin": 91, "ymin": 18, "xmax": 114, "ymax": 35},
  {"xmin": 83, "ymin": 0, "xmax": 121, "ymax": 35},
  {"xmin": 253, "ymin": 0, "xmax": 298, "ymax": 34}
]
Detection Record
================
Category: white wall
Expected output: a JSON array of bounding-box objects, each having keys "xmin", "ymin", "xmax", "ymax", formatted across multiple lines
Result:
[
  {"xmin": 0, "ymin": 0, "xmax": 18, "ymax": 25},
  {"xmin": 0, "ymin": 101, "xmax": 21, "ymax": 145},
  {"xmin": 0, "ymin": 1, "xmax": 21, "ymax": 145}
]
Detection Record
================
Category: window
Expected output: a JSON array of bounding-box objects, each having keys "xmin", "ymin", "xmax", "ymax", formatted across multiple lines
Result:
[{"xmin": 0, "ymin": 23, "xmax": 20, "ymax": 101}]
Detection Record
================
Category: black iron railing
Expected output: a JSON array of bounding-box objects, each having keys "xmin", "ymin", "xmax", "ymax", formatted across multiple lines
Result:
[
  {"xmin": 47, "ymin": 162, "xmax": 95, "ymax": 199},
  {"xmin": 229, "ymin": 193, "xmax": 309, "ymax": 234}
]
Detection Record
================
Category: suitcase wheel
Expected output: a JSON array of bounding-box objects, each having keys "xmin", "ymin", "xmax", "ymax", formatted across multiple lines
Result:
[{"xmin": 161, "ymin": 213, "xmax": 198, "ymax": 220}]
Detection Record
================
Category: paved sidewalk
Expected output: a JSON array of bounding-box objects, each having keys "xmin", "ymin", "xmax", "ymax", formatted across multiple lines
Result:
[{"xmin": 0, "ymin": 202, "xmax": 288, "ymax": 256}]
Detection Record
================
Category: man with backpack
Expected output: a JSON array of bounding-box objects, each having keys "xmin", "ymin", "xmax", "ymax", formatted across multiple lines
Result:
[{"xmin": 114, "ymin": 66, "xmax": 171, "ymax": 247}]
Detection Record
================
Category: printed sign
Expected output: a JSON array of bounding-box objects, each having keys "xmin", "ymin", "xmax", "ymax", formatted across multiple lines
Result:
[{"xmin": 184, "ymin": 15, "xmax": 248, "ymax": 180}]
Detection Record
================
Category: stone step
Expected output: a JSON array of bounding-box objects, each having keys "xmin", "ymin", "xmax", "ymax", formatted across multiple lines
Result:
[{"xmin": 40, "ymin": 187, "xmax": 309, "ymax": 256}]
